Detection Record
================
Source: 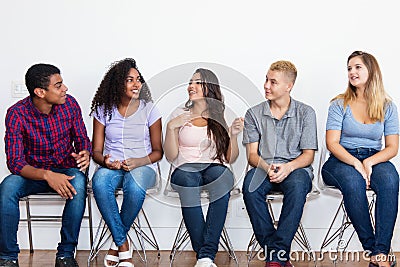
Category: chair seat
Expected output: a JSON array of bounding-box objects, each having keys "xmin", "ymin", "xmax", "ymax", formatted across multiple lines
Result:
[{"xmin": 19, "ymin": 168, "xmax": 93, "ymax": 253}]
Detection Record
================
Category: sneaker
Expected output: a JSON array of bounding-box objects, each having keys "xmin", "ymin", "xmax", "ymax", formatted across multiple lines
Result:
[
  {"xmin": 194, "ymin": 258, "xmax": 216, "ymax": 267},
  {"xmin": 0, "ymin": 259, "xmax": 19, "ymax": 267},
  {"xmin": 265, "ymin": 262, "xmax": 282, "ymax": 267},
  {"xmin": 55, "ymin": 257, "xmax": 79, "ymax": 267}
]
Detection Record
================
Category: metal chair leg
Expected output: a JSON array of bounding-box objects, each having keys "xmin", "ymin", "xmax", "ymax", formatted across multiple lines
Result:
[
  {"xmin": 87, "ymin": 194, "xmax": 94, "ymax": 248},
  {"xmin": 25, "ymin": 198, "xmax": 34, "ymax": 254},
  {"xmin": 88, "ymin": 208, "xmax": 159, "ymax": 266},
  {"xmin": 88, "ymin": 217, "xmax": 113, "ymax": 265},
  {"xmin": 169, "ymin": 218, "xmax": 238, "ymax": 266}
]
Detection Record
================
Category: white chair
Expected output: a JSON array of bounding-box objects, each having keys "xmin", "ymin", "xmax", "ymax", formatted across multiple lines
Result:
[
  {"xmin": 163, "ymin": 163, "xmax": 239, "ymax": 265},
  {"xmin": 244, "ymin": 165, "xmax": 320, "ymax": 266},
  {"xmin": 19, "ymin": 168, "xmax": 93, "ymax": 253},
  {"xmin": 317, "ymin": 139, "xmax": 376, "ymax": 252},
  {"xmin": 87, "ymin": 163, "xmax": 162, "ymax": 266}
]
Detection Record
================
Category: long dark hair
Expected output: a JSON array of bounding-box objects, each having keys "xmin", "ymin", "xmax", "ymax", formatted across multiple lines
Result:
[
  {"xmin": 90, "ymin": 58, "xmax": 152, "ymax": 120},
  {"xmin": 195, "ymin": 68, "xmax": 230, "ymax": 163}
]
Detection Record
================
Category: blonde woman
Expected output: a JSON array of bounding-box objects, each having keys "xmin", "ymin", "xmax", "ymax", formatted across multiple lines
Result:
[{"xmin": 322, "ymin": 51, "xmax": 399, "ymax": 267}]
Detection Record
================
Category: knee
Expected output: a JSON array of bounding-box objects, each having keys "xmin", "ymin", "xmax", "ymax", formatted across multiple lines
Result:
[
  {"xmin": 71, "ymin": 172, "xmax": 86, "ymax": 192},
  {"xmin": 171, "ymin": 169, "xmax": 198, "ymax": 187},
  {"xmin": 242, "ymin": 168, "xmax": 267, "ymax": 199},
  {"xmin": 372, "ymin": 162, "xmax": 399, "ymax": 192},
  {"xmin": 92, "ymin": 168, "xmax": 113, "ymax": 192},
  {"xmin": 125, "ymin": 167, "xmax": 156, "ymax": 192},
  {"xmin": 124, "ymin": 175, "xmax": 146, "ymax": 196},
  {"xmin": 242, "ymin": 170, "xmax": 254, "ymax": 196},
  {"xmin": 0, "ymin": 175, "xmax": 23, "ymax": 201},
  {"xmin": 284, "ymin": 170, "xmax": 311, "ymax": 197}
]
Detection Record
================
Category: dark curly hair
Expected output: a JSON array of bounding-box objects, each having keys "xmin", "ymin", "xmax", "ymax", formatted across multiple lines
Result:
[
  {"xmin": 195, "ymin": 68, "xmax": 230, "ymax": 163},
  {"xmin": 90, "ymin": 58, "xmax": 152, "ymax": 120}
]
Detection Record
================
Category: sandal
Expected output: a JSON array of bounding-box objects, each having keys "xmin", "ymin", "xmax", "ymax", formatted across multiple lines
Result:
[
  {"xmin": 104, "ymin": 242, "xmax": 119, "ymax": 267},
  {"xmin": 118, "ymin": 240, "xmax": 134, "ymax": 267}
]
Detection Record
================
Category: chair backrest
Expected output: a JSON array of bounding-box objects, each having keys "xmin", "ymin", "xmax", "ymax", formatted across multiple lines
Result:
[
  {"xmin": 317, "ymin": 136, "xmax": 343, "ymax": 196},
  {"xmin": 317, "ymin": 137, "xmax": 328, "ymax": 190},
  {"xmin": 146, "ymin": 162, "xmax": 162, "ymax": 195},
  {"xmin": 163, "ymin": 163, "xmax": 241, "ymax": 199}
]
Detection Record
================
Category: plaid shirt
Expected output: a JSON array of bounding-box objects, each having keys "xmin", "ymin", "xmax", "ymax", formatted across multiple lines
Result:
[{"xmin": 5, "ymin": 95, "xmax": 92, "ymax": 175}]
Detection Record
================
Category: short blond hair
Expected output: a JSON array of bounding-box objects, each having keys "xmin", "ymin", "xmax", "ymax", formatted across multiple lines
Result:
[{"xmin": 270, "ymin": 60, "xmax": 297, "ymax": 84}]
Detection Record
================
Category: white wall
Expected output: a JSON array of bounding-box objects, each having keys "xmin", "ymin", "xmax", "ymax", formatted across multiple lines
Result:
[{"xmin": 1, "ymin": 0, "xmax": 399, "ymax": 253}]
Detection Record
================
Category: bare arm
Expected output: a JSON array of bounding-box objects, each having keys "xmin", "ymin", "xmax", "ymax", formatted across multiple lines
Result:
[
  {"xmin": 363, "ymin": 134, "xmax": 399, "ymax": 166},
  {"xmin": 246, "ymin": 142, "xmax": 270, "ymax": 172},
  {"xmin": 361, "ymin": 134, "xmax": 399, "ymax": 181},
  {"xmin": 225, "ymin": 117, "xmax": 244, "ymax": 163},
  {"xmin": 164, "ymin": 113, "xmax": 192, "ymax": 162},
  {"xmin": 326, "ymin": 129, "xmax": 369, "ymax": 185}
]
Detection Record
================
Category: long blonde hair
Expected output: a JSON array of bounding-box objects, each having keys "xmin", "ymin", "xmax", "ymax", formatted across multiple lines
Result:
[{"xmin": 332, "ymin": 51, "xmax": 391, "ymax": 122}]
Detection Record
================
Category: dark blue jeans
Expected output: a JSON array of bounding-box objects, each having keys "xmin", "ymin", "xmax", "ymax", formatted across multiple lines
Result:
[
  {"xmin": 171, "ymin": 163, "xmax": 234, "ymax": 261},
  {"xmin": 322, "ymin": 147, "xmax": 399, "ymax": 256},
  {"xmin": 242, "ymin": 167, "xmax": 312, "ymax": 265},
  {"xmin": 0, "ymin": 168, "xmax": 87, "ymax": 261}
]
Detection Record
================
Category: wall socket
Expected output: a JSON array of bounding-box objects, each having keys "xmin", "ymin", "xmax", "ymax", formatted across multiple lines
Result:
[{"xmin": 11, "ymin": 81, "xmax": 28, "ymax": 98}]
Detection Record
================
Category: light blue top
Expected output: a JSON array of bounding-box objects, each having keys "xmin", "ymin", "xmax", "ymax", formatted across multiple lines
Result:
[
  {"xmin": 326, "ymin": 99, "xmax": 399, "ymax": 150},
  {"xmin": 94, "ymin": 100, "xmax": 161, "ymax": 170}
]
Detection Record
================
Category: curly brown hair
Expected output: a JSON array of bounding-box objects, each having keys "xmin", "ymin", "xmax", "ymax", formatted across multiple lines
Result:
[{"xmin": 90, "ymin": 58, "xmax": 152, "ymax": 120}]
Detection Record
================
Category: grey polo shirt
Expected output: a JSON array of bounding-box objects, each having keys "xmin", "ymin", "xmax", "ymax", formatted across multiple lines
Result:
[{"xmin": 242, "ymin": 98, "xmax": 318, "ymax": 176}]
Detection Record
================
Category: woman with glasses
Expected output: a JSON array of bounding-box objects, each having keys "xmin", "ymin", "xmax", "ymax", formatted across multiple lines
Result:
[
  {"xmin": 90, "ymin": 58, "xmax": 163, "ymax": 267},
  {"xmin": 322, "ymin": 51, "xmax": 399, "ymax": 267},
  {"xmin": 164, "ymin": 68, "xmax": 243, "ymax": 267}
]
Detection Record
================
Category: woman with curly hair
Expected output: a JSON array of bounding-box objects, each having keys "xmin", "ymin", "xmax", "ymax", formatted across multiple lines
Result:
[
  {"xmin": 164, "ymin": 68, "xmax": 243, "ymax": 267},
  {"xmin": 322, "ymin": 51, "xmax": 399, "ymax": 267},
  {"xmin": 90, "ymin": 58, "xmax": 163, "ymax": 267}
]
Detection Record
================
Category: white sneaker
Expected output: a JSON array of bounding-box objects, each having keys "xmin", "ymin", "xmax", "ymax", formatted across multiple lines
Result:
[{"xmin": 194, "ymin": 258, "xmax": 217, "ymax": 267}]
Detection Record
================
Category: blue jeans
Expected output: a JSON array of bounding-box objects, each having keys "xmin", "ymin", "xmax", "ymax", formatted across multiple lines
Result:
[
  {"xmin": 242, "ymin": 167, "xmax": 311, "ymax": 265},
  {"xmin": 0, "ymin": 168, "xmax": 87, "ymax": 260},
  {"xmin": 92, "ymin": 166, "xmax": 156, "ymax": 246},
  {"xmin": 171, "ymin": 163, "xmax": 234, "ymax": 261},
  {"xmin": 322, "ymin": 147, "xmax": 399, "ymax": 256}
]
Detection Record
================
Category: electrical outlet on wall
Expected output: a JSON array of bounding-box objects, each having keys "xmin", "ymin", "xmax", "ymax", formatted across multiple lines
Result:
[{"xmin": 11, "ymin": 81, "xmax": 28, "ymax": 98}]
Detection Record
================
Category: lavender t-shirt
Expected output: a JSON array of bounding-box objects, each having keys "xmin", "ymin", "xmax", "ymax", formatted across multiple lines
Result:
[{"xmin": 94, "ymin": 100, "xmax": 161, "ymax": 170}]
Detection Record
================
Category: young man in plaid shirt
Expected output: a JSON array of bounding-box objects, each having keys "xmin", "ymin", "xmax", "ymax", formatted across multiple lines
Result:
[{"xmin": 0, "ymin": 63, "xmax": 91, "ymax": 267}]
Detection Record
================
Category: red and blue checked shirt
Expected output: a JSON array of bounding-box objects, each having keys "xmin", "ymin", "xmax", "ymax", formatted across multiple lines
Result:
[{"xmin": 5, "ymin": 95, "xmax": 92, "ymax": 175}]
